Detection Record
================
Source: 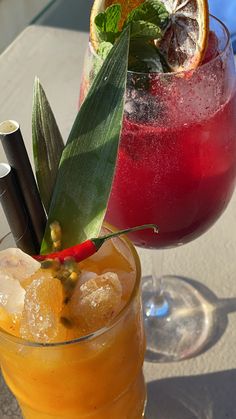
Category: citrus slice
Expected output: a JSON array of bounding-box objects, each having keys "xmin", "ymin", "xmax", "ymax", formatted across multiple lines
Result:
[
  {"xmin": 90, "ymin": 0, "xmax": 144, "ymax": 51},
  {"xmin": 157, "ymin": 0, "xmax": 209, "ymax": 72},
  {"xmin": 90, "ymin": 0, "xmax": 209, "ymax": 72},
  {"xmin": 90, "ymin": 0, "xmax": 106, "ymax": 52}
]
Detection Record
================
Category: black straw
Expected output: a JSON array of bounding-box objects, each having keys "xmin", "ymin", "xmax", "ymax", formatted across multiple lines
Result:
[
  {"xmin": 0, "ymin": 120, "xmax": 46, "ymax": 249},
  {"xmin": 0, "ymin": 163, "xmax": 38, "ymax": 254}
]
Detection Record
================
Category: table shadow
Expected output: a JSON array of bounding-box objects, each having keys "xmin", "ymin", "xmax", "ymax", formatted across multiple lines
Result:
[
  {"xmin": 0, "ymin": 373, "xmax": 21, "ymax": 418},
  {"xmin": 146, "ymin": 369, "xmax": 236, "ymax": 418},
  {"xmin": 145, "ymin": 275, "xmax": 236, "ymax": 363}
]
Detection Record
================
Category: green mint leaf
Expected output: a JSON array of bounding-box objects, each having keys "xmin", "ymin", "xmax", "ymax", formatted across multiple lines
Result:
[
  {"xmin": 94, "ymin": 0, "xmax": 170, "ymax": 74},
  {"xmin": 95, "ymin": 4, "xmax": 122, "ymax": 43},
  {"xmin": 97, "ymin": 41, "xmax": 114, "ymax": 60},
  {"xmin": 130, "ymin": 20, "xmax": 162, "ymax": 40},
  {"xmin": 128, "ymin": 39, "xmax": 165, "ymax": 72},
  {"xmin": 125, "ymin": 0, "xmax": 169, "ymax": 29}
]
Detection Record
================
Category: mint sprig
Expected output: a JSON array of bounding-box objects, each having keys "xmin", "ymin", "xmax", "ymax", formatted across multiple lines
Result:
[
  {"xmin": 95, "ymin": 0, "xmax": 170, "ymax": 73},
  {"xmin": 125, "ymin": 0, "xmax": 169, "ymax": 29},
  {"xmin": 129, "ymin": 39, "xmax": 168, "ymax": 73},
  {"xmin": 129, "ymin": 20, "xmax": 162, "ymax": 40},
  {"xmin": 95, "ymin": 4, "xmax": 121, "ymax": 44}
]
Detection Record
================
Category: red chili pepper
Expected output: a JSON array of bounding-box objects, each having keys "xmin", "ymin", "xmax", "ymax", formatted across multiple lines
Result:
[{"xmin": 34, "ymin": 224, "xmax": 158, "ymax": 264}]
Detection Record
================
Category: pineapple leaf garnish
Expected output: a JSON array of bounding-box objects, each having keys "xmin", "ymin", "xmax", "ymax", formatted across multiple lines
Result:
[
  {"xmin": 32, "ymin": 78, "xmax": 64, "ymax": 213},
  {"xmin": 40, "ymin": 27, "xmax": 130, "ymax": 254}
]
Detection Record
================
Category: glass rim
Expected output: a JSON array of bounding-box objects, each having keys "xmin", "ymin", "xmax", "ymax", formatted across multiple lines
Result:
[
  {"xmin": 0, "ymin": 223, "xmax": 141, "ymax": 348},
  {"xmin": 90, "ymin": 14, "xmax": 231, "ymax": 77}
]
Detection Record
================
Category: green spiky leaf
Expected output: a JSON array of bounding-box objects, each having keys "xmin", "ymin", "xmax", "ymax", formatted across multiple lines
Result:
[
  {"xmin": 40, "ymin": 28, "xmax": 130, "ymax": 253},
  {"xmin": 32, "ymin": 78, "xmax": 64, "ymax": 213}
]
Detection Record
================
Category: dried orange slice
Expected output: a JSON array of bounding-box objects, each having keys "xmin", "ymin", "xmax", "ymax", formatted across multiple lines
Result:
[
  {"xmin": 90, "ymin": 0, "xmax": 105, "ymax": 51},
  {"xmin": 90, "ymin": 0, "xmax": 209, "ymax": 72},
  {"xmin": 158, "ymin": 0, "xmax": 209, "ymax": 72}
]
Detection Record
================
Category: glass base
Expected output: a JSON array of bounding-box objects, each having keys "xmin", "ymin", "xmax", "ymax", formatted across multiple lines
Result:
[{"xmin": 142, "ymin": 275, "xmax": 214, "ymax": 362}]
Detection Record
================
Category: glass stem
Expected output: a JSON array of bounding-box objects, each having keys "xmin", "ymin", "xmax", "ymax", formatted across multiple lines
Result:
[
  {"xmin": 145, "ymin": 250, "xmax": 169, "ymax": 318},
  {"xmin": 151, "ymin": 249, "xmax": 164, "ymax": 294}
]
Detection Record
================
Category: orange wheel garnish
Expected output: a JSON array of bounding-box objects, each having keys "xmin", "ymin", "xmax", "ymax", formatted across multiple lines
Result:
[
  {"xmin": 158, "ymin": 0, "xmax": 209, "ymax": 72},
  {"xmin": 90, "ymin": 0, "xmax": 209, "ymax": 72}
]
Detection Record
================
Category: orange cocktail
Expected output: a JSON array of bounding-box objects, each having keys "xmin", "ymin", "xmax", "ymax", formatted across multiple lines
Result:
[{"xmin": 0, "ymin": 227, "xmax": 146, "ymax": 418}]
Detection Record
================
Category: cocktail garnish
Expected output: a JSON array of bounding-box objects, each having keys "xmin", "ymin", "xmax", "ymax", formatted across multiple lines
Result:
[
  {"xmin": 158, "ymin": 0, "xmax": 209, "ymax": 72},
  {"xmin": 50, "ymin": 221, "xmax": 62, "ymax": 252},
  {"xmin": 91, "ymin": 0, "xmax": 209, "ymax": 72},
  {"xmin": 32, "ymin": 78, "xmax": 64, "ymax": 213},
  {"xmin": 39, "ymin": 254, "xmax": 80, "ymax": 305},
  {"xmin": 93, "ymin": 0, "xmax": 170, "ymax": 72},
  {"xmin": 34, "ymin": 28, "xmax": 130, "ymax": 254},
  {"xmin": 34, "ymin": 224, "xmax": 158, "ymax": 263}
]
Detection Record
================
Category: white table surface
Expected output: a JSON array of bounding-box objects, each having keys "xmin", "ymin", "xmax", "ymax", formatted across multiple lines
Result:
[{"xmin": 0, "ymin": 25, "xmax": 236, "ymax": 419}]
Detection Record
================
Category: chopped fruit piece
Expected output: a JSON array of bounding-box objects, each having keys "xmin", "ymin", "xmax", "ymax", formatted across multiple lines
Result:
[
  {"xmin": 20, "ymin": 277, "xmax": 63, "ymax": 343},
  {"xmin": 69, "ymin": 272, "xmax": 122, "ymax": 332},
  {"xmin": 0, "ymin": 273, "xmax": 25, "ymax": 314},
  {"xmin": 158, "ymin": 0, "xmax": 209, "ymax": 72},
  {"xmin": 0, "ymin": 248, "xmax": 40, "ymax": 282}
]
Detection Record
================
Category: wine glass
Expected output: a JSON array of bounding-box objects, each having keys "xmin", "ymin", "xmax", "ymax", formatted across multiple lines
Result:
[{"xmin": 80, "ymin": 15, "xmax": 236, "ymax": 361}]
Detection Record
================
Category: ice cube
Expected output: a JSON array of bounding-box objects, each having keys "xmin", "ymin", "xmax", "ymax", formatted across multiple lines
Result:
[
  {"xmin": 104, "ymin": 269, "xmax": 136, "ymax": 306},
  {"xmin": 20, "ymin": 276, "xmax": 63, "ymax": 343},
  {"xmin": 79, "ymin": 270, "xmax": 97, "ymax": 285},
  {"xmin": 125, "ymin": 87, "xmax": 163, "ymax": 124},
  {"xmin": 170, "ymin": 56, "xmax": 225, "ymax": 125},
  {"xmin": 69, "ymin": 272, "xmax": 122, "ymax": 332},
  {"xmin": 0, "ymin": 272, "xmax": 25, "ymax": 313},
  {"xmin": 0, "ymin": 248, "xmax": 40, "ymax": 282}
]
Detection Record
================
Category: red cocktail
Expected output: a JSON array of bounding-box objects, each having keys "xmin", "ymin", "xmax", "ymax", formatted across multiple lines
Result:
[
  {"xmin": 80, "ymin": 14, "xmax": 236, "ymax": 361},
  {"xmin": 106, "ymin": 23, "xmax": 236, "ymax": 248}
]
